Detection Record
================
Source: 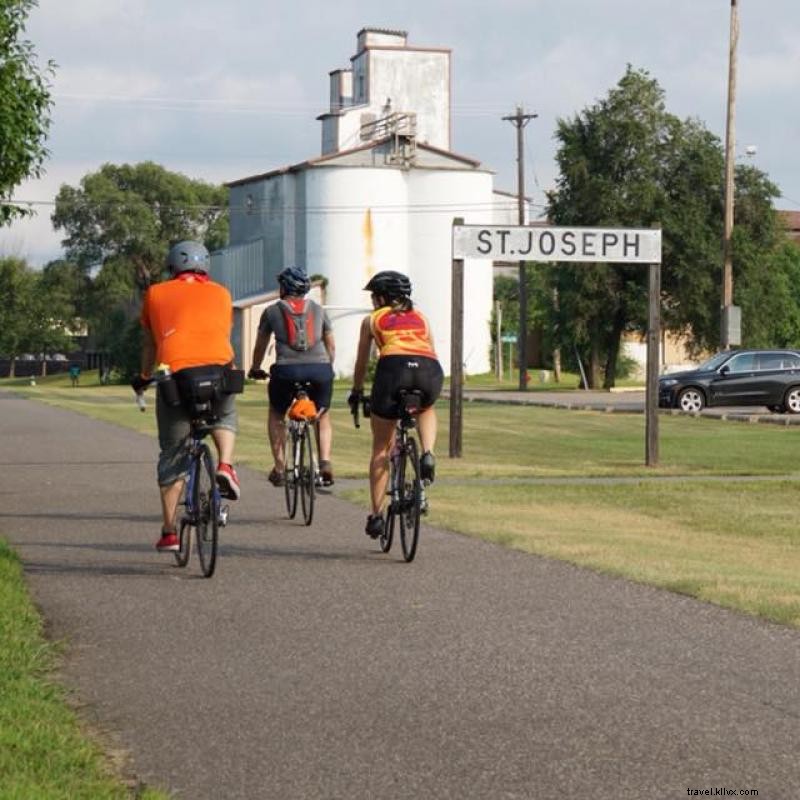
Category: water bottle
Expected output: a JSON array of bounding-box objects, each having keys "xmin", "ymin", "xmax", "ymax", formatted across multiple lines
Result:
[{"xmin": 155, "ymin": 362, "xmax": 181, "ymax": 407}]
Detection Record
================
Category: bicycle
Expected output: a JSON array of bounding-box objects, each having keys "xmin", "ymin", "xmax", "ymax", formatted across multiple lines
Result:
[
  {"xmin": 351, "ymin": 389, "xmax": 428, "ymax": 562},
  {"xmin": 282, "ymin": 382, "xmax": 321, "ymax": 526},
  {"xmin": 134, "ymin": 379, "xmax": 229, "ymax": 578}
]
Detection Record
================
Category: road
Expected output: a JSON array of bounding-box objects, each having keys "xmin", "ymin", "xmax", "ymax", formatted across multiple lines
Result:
[
  {"xmin": 2, "ymin": 392, "xmax": 799, "ymax": 799},
  {"xmin": 457, "ymin": 388, "xmax": 800, "ymax": 424}
]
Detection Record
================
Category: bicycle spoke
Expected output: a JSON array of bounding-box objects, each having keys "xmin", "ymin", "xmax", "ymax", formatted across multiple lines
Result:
[{"xmin": 194, "ymin": 444, "xmax": 219, "ymax": 577}]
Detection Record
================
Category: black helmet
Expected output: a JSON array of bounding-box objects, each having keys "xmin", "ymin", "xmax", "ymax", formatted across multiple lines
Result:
[
  {"xmin": 278, "ymin": 266, "xmax": 311, "ymax": 296},
  {"xmin": 363, "ymin": 270, "xmax": 412, "ymax": 299},
  {"xmin": 167, "ymin": 240, "xmax": 210, "ymax": 275}
]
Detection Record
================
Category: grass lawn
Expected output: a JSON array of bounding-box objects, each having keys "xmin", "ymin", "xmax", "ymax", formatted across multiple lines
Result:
[
  {"xmin": 3, "ymin": 371, "xmax": 800, "ymax": 628},
  {"xmin": 0, "ymin": 538, "xmax": 167, "ymax": 799}
]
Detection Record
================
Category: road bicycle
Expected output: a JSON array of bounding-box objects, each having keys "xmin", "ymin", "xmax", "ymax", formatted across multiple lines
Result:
[
  {"xmin": 282, "ymin": 382, "xmax": 321, "ymax": 526},
  {"xmin": 134, "ymin": 379, "xmax": 230, "ymax": 578},
  {"xmin": 352, "ymin": 389, "xmax": 428, "ymax": 562}
]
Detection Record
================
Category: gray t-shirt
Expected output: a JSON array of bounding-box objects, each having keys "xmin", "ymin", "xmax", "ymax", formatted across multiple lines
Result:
[{"xmin": 258, "ymin": 298, "xmax": 332, "ymax": 365}]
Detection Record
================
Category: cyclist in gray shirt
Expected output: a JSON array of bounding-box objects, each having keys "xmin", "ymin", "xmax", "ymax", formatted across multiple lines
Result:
[{"xmin": 248, "ymin": 267, "xmax": 336, "ymax": 486}]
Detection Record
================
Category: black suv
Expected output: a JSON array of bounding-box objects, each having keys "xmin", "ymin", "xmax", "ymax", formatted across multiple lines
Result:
[{"xmin": 658, "ymin": 349, "xmax": 800, "ymax": 413}]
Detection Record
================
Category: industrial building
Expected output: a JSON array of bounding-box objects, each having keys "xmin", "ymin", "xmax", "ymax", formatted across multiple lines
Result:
[{"xmin": 212, "ymin": 28, "xmax": 521, "ymax": 376}]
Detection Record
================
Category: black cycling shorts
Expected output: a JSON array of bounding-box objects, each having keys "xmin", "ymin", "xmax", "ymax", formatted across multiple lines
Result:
[
  {"xmin": 268, "ymin": 362, "xmax": 333, "ymax": 415},
  {"xmin": 370, "ymin": 355, "xmax": 444, "ymax": 419}
]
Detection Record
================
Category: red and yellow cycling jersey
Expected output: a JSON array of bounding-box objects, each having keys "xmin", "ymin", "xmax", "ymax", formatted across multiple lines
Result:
[
  {"xmin": 369, "ymin": 306, "xmax": 436, "ymax": 358},
  {"xmin": 140, "ymin": 273, "xmax": 234, "ymax": 373}
]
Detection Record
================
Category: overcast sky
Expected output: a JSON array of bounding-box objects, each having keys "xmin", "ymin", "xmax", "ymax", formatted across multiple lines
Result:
[{"xmin": 2, "ymin": 0, "xmax": 799, "ymax": 266}]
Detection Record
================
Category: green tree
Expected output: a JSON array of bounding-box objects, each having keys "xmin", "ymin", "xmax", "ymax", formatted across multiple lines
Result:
[
  {"xmin": 546, "ymin": 66, "xmax": 795, "ymax": 387},
  {"xmin": 52, "ymin": 161, "xmax": 228, "ymax": 288},
  {"xmin": 0, "ymin": 0, "xmax": 54, "ymax": 225},
  {"xmin": 0, "ymin": 257, "xmax": 30, "ymax": 373}
]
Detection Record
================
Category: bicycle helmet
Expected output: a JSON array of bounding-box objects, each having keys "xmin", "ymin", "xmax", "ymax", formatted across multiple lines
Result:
[
  {"xmin": 363, "ymin": 270, "xmax": 412, "ymax": 299},
  {"xmin": 277, "ymin": 266, "xmax": 311, "ymax": 296},
  {"xmin": 167, "ymin": 240, "xmax": 210, "ymax": 275}
]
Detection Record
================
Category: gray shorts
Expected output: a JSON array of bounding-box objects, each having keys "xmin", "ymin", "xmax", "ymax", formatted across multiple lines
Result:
[{"xmin": 155, "ymin": 392, "xmax": 238, "ymax": 486}]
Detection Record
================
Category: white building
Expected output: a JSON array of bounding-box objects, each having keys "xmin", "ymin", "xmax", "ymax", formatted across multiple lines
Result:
[{"xmin": 214, "ymin": 28, "xmax": 519, "ymax": 376}]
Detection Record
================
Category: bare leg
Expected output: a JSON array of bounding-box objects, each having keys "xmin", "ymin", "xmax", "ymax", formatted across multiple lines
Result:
[
  {"xmin": 159, "ymin": 479, "xmax": 185, "ymax": 531},
  {"xmin": 268, "ymin": 407, "xmax": 286, "ymax": 470},
  {"xmin": 416, "ymin": 407, "xmax": 438, "ymax": 454},
  {"xmin": 211, "ymin": 427, "xmax": 236, "ymax": 465},
  {"xmin": 369, "ymin": 415, "xmax": 396, "ymax": 515},
  {"xmin": 317, "ymin": 410, "xmax": 332, "ymax": 462}
]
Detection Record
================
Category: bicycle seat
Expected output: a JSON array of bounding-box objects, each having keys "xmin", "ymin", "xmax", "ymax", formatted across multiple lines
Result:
[{"xmin": 396, "ymin": 389, "xmax": 424, "ymax": 414}]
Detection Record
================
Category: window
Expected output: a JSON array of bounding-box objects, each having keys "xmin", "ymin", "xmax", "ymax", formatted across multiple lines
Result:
[
  {"xmin": 758, "ymin": 353, "xmax": 784, "ymax": 370},
  {"xmin": 726, "ymin": 353, "xmax": 756, "ymax": 373}
]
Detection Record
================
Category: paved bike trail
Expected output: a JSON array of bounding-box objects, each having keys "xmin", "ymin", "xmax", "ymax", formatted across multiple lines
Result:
[{"xmin": 2, "ymin": 392, "xmax": 799, "ymax": 800}]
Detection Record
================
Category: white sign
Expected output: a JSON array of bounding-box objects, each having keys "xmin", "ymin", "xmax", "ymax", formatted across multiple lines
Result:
[{"xmin": 452, "ymin": 224, "xmax": 662, "ymax": 264}]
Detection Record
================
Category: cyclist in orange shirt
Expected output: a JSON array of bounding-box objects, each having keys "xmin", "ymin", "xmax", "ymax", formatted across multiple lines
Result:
[
  {"xmin": 348, "ymin": 270, "xmax": 443, "ymax": 539},
  {"xmin": 134, "ymin": 241, "xmax": 241, "ymax": 552}
]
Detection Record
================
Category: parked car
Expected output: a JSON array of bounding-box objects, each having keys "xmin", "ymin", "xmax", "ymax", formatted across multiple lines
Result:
[{"xmin": 658, "ymin": 349, "xmax": 800, "ymax": 413}]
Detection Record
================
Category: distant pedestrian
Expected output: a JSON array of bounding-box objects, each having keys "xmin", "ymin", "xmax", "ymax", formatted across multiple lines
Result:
[{"xmin": 68, "ymin": 363, "xmax": 81, "ymax": 387}]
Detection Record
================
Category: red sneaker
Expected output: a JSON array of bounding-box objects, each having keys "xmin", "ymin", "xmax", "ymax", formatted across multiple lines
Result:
[
  {"xmin": 156, "ymin": 530, "xmax": 179, "ymax": 552},
  {"xmin": 216, "ymin": 462, "xmax": 241, "ymax": 500}
]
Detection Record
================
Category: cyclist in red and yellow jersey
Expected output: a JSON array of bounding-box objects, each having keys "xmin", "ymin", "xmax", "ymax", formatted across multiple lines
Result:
[
  {"xmin": 349, "ymin": 270, "xmax": 443, "ymax": 539},
  {"xmin": 135, "ymin": 241, "xmax": 241, "ymax": 553}
]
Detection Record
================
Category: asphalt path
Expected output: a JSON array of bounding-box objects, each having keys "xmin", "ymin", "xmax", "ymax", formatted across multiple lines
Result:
[{"xmin": 3, "ymin": 392, "xmax": 800, "ymax": 799}]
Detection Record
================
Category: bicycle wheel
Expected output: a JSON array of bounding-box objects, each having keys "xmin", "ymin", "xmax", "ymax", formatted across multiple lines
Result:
[
  {"xmin": 399, "ymin": 437, "xmax": 422, "ymax": 562},
  {"xmin": 380, "ymin": 495, "xmax": 394, "ymax": 553},
  {"xmin": 194, "ymin": 444, "xmax": 219, "ymax": 578},
  {"xmin": 284, "ymin": 424, "xmax": 299, "ymax": 519},
  {"xmin": 174, "ymin": 517, "xmax": 191, "ymax": 567},
  {"xmin": 299, "ymin": 422, "xmax": 315, "ymax": 526}
]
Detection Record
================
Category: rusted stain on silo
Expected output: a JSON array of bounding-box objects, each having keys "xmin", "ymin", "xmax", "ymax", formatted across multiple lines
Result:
[{"xmin": 363, "ymin": 208, "xmax": 374, "ymax": 282}]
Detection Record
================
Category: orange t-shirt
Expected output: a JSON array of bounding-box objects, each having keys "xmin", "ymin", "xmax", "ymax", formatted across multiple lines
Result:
[
  {"xmin": 370, "ymin": 306, "xmax": 436, "ymax": 358},
  {"xmin": 140, "ymin": 274, "xmax": 234, "ymax": 373}
]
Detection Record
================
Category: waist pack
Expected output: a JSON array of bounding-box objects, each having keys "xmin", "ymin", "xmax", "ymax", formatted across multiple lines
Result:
[{"xmin": 161, "ymin": 365, "xmax": 244, "ymax": 418}]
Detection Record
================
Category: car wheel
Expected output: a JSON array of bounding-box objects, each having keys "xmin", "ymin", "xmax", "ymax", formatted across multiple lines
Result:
[
  {"xmin": 676, "ymin": 387, "xmax": 705, "ymax": 413},
  {"xmin": 783, "ymin": 387, "xmax": 800, "ymax": 414}
]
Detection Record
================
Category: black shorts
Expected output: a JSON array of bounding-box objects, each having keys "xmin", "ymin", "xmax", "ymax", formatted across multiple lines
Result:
[
  {"xmin": 370, "ymin": 355, "xmax": 444, "ymax": 419},
  {"xmin": 269, "ymin": 362, "xmax": 333, "ymax": 415}
]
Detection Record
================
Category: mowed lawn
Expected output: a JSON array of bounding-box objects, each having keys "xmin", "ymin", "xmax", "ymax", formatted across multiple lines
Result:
[{"xmin": 4, "ymin": 373, "xmax": 800, "ymax": 627}]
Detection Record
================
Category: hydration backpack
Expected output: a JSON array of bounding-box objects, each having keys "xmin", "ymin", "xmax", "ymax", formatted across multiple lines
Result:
[{"xmin": 279, "ymin": 298, "xmax": 318, "ymax": 351}]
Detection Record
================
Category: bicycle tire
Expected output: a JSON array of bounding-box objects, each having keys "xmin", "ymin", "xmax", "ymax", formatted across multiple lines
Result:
[
  {"xmin": 299, "ymin": 422, "xmax": 315, "ymax": 526},
  {"xmin": 174, "ymin": 517, "xmax": 191, "ymax": 568},
  {"xmin": 284, "ymin": 425, "xmax": 299, "ymax": 519},
  {"xmin": 380, "ymin": 499, "xmax": 394, "ymax": 553},
  {"xmin": 194, "ymin": 444, "xmax": 219, "ymax": 578},
  {"xmin": 399, "ymin": 436, "xmax": 422, "ymax": 562}
]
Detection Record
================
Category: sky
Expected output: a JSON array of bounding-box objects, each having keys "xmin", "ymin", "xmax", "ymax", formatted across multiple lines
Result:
[{"xmin": 2, "ymin": 0, "xmax": 799, "ymax": 267}]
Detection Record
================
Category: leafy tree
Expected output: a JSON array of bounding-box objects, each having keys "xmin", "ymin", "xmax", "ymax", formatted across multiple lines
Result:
[
  {"xmin": 52, "ymin": 161, "xmax": 228, "ymax": 288},
  {"xmin": 0, "ymin": 0, "xmax": 54, "ymax": 225},
  {"xmin": 546, "ymin": 66, "xmax": 795, "ymax": 387},
  {"xmin": 0, "ymin": 257, "xmax": 30, "ymax": 372}
]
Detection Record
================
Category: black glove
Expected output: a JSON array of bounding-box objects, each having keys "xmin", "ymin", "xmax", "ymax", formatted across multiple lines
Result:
[
  {"xmin": 130, "ymin": 374, "xmax": 151, "ymax": 394},
  {"xmin": 347, "ymin": 388, "xmax": 363, "ymax": 412},
  {"xmin": 248, "ymin": 367, "xmax": 268, "ymax": 380}
]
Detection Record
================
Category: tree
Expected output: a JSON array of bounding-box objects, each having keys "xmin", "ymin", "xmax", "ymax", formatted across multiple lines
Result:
[
  {"xmin": 546, "ymin": 66, "xmax": 795, "ymax": 387},
  {"xmin": 52, "ymin": 161, "xmax": 228, "ymax": 288},
  {"xmin": 0, "ymin": 0, "xmax": 54, "ymax": 225},
  {"xmin": 0, "ymin": 257, "xmax": 30, "ymax": 373}
]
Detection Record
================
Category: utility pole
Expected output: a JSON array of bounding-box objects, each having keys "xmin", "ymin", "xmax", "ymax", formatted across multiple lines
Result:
[
  {"xmin": 503, "ymin": 106, "xmax": 537, "ymax": 390},
  {"xmin": 721, "ymin": 0, "xmax": 741, "ymax": 349}
]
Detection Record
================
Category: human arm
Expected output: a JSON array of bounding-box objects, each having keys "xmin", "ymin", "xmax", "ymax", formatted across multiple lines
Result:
[
  {"xmin": 323, "ymin": 329, "xmax": 335, "ymax": 365},
  {"xmin": 248, "ymin": 330, "xmax": 271, "ymax": 379},
  {"xmin": 351, "ymin": 315, "xmax": 373, "ymax": 392},
  {"xmin": 140, "ymin": 327, "xmax": 156, "ymax": 381}
]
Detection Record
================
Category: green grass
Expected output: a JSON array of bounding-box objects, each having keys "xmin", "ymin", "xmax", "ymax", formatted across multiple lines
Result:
[
  {"xmin": 4, "ymin": 371, "xmax": 800, "ymax": 628},
  {"xmin": 0, "ymin": 538, "xmax": 167, "ymax": 799}
]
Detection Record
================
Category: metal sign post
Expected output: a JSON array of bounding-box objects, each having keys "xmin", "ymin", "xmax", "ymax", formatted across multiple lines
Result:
[{"xmin": 451, "ymin": 222, "xmax": 663, "ymax": 465}]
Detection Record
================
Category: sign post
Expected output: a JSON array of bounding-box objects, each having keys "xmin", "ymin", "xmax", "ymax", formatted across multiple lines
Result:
[
  {"xmin": 451, "ymin": 223, "xmax": 663, "ymax": 465},
  {"xmin": 449, "ymin": 218, "xmax": 465, "ymax": 458}
]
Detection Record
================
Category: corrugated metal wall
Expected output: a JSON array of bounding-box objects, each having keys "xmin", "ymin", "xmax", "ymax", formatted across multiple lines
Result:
[{"xmin": 210, "ymin": 238, "xmax": 266, "ymax": 301}]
